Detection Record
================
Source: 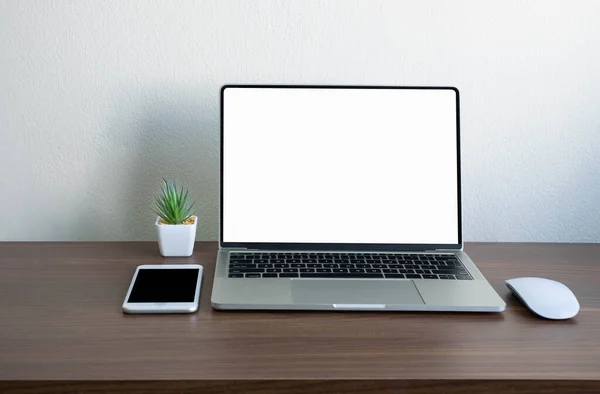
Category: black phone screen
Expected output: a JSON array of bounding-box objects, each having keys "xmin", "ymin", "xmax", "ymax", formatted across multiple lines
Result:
[{"xmin": 127, "ymin": 268, "xmax": 199, "ymax": 303}]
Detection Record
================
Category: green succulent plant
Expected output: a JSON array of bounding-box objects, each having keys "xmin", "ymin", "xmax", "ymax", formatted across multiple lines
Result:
[{"xmin": 154, "ymin": 179, "xmax": 195, "ymax": 224}]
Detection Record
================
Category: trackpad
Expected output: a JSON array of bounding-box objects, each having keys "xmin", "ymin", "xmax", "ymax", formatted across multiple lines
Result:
[{"xmin": 291, "ymin": 280, "xmax": 425, "ymax": 305}]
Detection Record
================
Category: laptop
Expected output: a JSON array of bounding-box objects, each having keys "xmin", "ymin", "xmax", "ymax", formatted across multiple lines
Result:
[{"xmin": 211, "ymin": 85, "xmax": 506, "ymax": 312}]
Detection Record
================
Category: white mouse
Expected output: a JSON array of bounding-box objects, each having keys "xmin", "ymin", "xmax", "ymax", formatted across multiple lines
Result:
[{"xmin": 505, "ymin": 277, "xmax": 580, "ymax": 320}]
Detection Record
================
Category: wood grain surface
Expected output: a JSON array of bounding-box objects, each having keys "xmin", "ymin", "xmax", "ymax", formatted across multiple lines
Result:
[{"xmin": 1, "ymin": 242, "xmax": 599, "ymax": 393}]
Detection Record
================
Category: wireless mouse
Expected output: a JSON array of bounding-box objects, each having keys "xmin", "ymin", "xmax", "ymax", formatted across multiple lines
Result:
[{"xmin": 505, "ymin": 277, "xmax": 579, "ymax": 320}]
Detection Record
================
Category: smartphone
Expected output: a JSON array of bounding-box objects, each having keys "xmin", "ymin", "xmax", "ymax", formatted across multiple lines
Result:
[{"xmin": 122, "ymin": 264, "xmax": 203, "ymax": 314}]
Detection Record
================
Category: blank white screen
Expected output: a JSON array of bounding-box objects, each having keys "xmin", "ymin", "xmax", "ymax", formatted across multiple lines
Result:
[{"xmin": 223, "ymin": 87, "xmax": 459, "ymax": 245}]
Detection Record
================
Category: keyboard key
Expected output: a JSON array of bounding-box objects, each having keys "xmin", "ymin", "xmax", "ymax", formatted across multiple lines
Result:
[
  {"xmin": 316, "ymin": 268, "xmax": 332, "ymax": 273},
  {"xmin": 455, "ymin": 275, "xmax": 472, "ymax": 280},
  {"xmin": 300, "ymin": 268, "xmax": 315, "ymax": 273},
  {"xmin": 431, "ymin": 269, "xmax": 468, "ymax": 275},
  {"xmin": 422, "ymin": 274, "xmax": 438, "ymax": 279},
  {"xmin": 229, "ymin": 268, "xmax": 264, "ymax": 273},
  {"xmin": 245, "ymin": 273, "xmax": 262, "ymax": 278},
  {"xmin": 229, "ymin": 264, "xmax": 257, "ymax": 269},
  {"xmin": 385, "ymin": 274, "xmax": 406, "ymax": 279},
  {"xmin": 266, "ymin": 268, "xmax": 282, "ymax": 273},
  {"xmin": 349, "ymin": 268, "xmax": 366, "ymax": 273},
  {"xmin": 228, "ymin": 273, "xmax": 244, "ymax": 278},
  {"xmin": 280, "ymin": 273, "xmax": 299, "ymax": 278},
  {"xmin": 290, "ymin": 263, "xmax": 305, "ymax": 268},
  {"xmin": 398, "ymin": 269, "xmax": 415, "ymax": 274},
  {"xmin": 283, "ymin": 268, "xmax": 297, "ymax": 273},
  {"xmin": 406, "ymin": 274, "xmax": 422, "ymax": 279},
  {"xmin": 300, "ymin": 273, "xmax": 384, "ymax": 279},
  {"xmin": 262, "ymin": 273, "xmax": 278, "ymax": 278},
  {"xmin": 332, "ymin": 268, "xmax": 348, "ymax": 273},
  {"xmin": 383, "ymin": 268, "xmax": 398, "ymax": 274},
  {"xmin": 438, "ymin": 274, "xmax": 456, "ymax": 280}
]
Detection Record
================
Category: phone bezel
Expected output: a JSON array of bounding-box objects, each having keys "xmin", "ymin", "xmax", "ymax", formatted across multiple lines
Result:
[{"xmin": 122, "ymin": 264, "xmax": 203, "ymax": 314}]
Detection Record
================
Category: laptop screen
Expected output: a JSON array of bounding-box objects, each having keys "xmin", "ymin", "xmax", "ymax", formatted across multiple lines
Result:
[{"xmin": 221, "ymin": 86, "xmax": 460, "ymax": 248}]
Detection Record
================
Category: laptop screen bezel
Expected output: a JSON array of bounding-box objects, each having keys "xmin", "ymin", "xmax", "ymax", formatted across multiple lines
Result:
[{"xmin": 219, "ymin": 85, "xmax": 462, "ymax": 251}]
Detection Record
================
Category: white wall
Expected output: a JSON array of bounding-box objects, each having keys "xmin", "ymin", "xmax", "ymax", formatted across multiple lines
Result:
[{"xmin": 1, "ymin": 0, "xmax": 599, "ymax": 242}]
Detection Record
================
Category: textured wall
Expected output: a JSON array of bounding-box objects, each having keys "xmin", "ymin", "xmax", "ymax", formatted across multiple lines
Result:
[{"xmin": 1, "ymin": 0, "xmax": 599, "ymax": 242}]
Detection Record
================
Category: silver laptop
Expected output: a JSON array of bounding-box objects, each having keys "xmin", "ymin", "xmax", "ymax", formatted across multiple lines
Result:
[{"xmin": 211, "ymin": 85, "xmax": 506, "ymax": 312}]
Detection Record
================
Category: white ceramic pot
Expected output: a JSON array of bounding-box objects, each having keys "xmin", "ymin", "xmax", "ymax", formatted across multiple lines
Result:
[{"xmin": 155, "ymin": 216, "xmax": 197, "ymax": 257}]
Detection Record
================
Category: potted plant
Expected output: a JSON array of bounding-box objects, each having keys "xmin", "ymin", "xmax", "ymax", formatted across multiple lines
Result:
[{"xmin": 154, "ymin": 179, "xmax": 197, "ymax": 257}]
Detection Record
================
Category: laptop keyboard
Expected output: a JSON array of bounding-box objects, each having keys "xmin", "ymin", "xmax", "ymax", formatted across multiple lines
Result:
[{"xmin": 227, "ymin": 252, "xmax": 473, "ymax": 280}]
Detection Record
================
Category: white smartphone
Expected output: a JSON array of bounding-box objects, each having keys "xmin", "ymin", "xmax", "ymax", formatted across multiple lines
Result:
[{"xmin": 122, "ymin": 264, "xmax": 203, "ymax": 314}]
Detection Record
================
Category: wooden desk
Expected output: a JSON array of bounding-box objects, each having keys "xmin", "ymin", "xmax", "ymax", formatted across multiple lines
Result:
[{"xmin": 0, "ymin": 242, "xmax": 599, "ymax": 393}]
